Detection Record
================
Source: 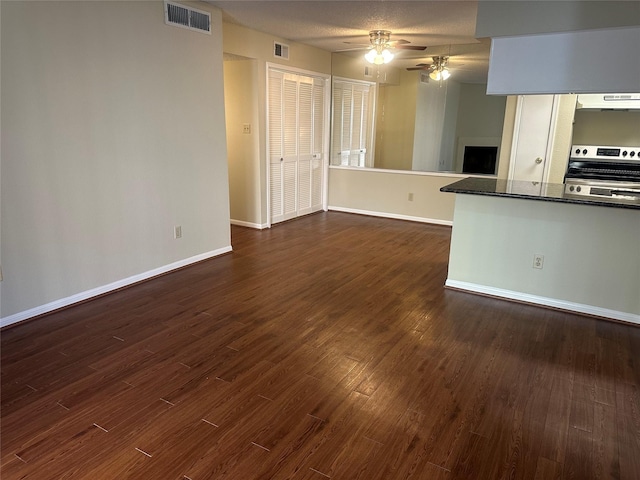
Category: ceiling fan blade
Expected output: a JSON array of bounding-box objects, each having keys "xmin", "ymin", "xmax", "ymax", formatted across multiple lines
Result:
[
  {"xmin": 406, "ymin": 64, "xmax": 432, "ymax": 71},
  {"xmin": 343, "ymin": 41, "xmax": 373, "ymax": 46},
  {"xmin": 335, "ymin": 46, "xmax": 370, "ymax": 52},
  {"xmin": 388, "ymin": 39, "xmax": 410, "ymax": 46},
  {"xmin": 395, "ymin": 45, "xmax": 428, "ymax": 51}
]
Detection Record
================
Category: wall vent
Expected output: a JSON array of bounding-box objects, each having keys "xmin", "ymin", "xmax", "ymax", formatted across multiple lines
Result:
[
  {"xmin": 165, "ymin": 1, "xmax": 211, "ymax": 34},
  {"xmin": 274, "ymin": 42, "xmax": 290, "ymax": 60}
]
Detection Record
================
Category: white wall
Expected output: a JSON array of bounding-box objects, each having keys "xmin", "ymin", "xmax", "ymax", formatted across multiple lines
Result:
[
  {"xmin": 328, "ymin": 168, "xmax": 459, "ymax": 225},
  {"xmin": 224, "ymin": 58, "xmax": 264, "ymax": 228},
  {"xmin": 446, "ymin": 195, "xmax": 640, "ymax": 323},
  {"xmin": 1, "ymin": 1, "xmax": 230, "ymax": 324}
]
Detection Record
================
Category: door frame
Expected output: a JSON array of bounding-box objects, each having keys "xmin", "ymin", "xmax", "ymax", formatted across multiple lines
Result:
[{"xmin": 265, "ymin": 63, "xmax": 330, "ymax": 228}]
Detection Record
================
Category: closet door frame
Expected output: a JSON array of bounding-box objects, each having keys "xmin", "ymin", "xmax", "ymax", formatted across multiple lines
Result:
[{"xmin": 266, "ymin": 63, "xmax": 330, "ymax": 228}]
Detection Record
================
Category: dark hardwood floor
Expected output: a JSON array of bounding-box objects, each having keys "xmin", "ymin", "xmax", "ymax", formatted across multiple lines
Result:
[{"xmin": 2, "ymin": 211, "xmax": 639, "ymax": 479}]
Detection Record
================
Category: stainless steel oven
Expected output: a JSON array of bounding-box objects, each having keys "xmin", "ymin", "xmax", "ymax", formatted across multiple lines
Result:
[{"xmin": 564, "ymin": 145, "xmax": 640, "ymax": 204}]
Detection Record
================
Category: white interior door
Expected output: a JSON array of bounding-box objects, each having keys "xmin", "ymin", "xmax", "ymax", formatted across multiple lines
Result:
[{"xmin": 508, "ymin": 95, "xmax": 558, "ymax": 184}]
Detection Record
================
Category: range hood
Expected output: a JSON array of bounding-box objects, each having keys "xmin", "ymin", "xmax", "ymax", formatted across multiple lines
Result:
[{"xmin": 576, "ymin": 93, "xmax": 640, "ymax": 110}]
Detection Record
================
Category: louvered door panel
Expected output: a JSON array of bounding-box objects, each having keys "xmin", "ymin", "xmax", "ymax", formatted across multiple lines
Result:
[
  {"xmin": 332, "ymin": 85, "xmax": 348, "ymax": 166},
  {"xmin": 282, "ymin": 160, "xmax": 298, "ymax": 221},
  {"xmin": 298, "ymin": 159, "xmax": 312, "ymax": 214},
  {"xmin": 311, "ymin": 79, "xmax": 325, "ymax": 212},
  {"xmin": 297, "ymin": 80, "xmax": 314, "ymax": 214},
  {"xmin": 269, "ymin": 70, "xmax": 285, "ymax": 223},
  {"xmin": 280, "ymin": 74, "xmax": 298, "ymax": 222},
  {"xmin": 311, "ymin": 156, "xmax": 323, "ymax": 209},
  {"xmin": 270, "ymin": 162, "xmax": 284, "ymax": 222}
]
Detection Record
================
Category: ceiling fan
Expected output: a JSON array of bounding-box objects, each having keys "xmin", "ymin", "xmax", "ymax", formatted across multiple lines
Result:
[
  {"xmin": 407, "ymin": 56, "xmax": 451, "ymax": 80},
  {"xmin": 339, "ymin": 30, "xmax": 427, "ymax": 65}
]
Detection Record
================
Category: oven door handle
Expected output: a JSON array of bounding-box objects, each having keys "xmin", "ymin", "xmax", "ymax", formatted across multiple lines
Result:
[{"xmin": 610, "ymin": 189, "xmax": 640, "ymax": 198}]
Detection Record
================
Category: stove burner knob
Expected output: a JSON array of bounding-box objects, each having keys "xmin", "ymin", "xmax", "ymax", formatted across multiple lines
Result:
[
  {"xmin": 623, "ymin": 150, "xmax": 628, "ymax": 156},
  {"xmin": 569, "ymin": 186, "xmax": 575, "ymax": 192},
  {"xmin": 576, "ymin": 186, "xmax": 582, "ymax": 192},
  {"xmin": 631, "ymin": 151, "xmax": 636, "ymax": 158},
  {"xmin": 582, "ymin": 149, "xmax": 587, "ymax": 155},
  {"xmin": 575, "ymin": 148, "xmax": 581, "ymax": 154}
]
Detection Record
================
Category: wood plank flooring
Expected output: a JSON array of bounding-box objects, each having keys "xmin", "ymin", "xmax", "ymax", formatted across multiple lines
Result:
[{"xmin": 2, "ymin": 211, "xmax": 639, "ymax": 479}]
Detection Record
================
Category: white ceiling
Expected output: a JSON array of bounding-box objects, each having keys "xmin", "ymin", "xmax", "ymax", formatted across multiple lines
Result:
[{"xmin": 206, "ymin": 0, "xmax": 490, "ymax": 83}]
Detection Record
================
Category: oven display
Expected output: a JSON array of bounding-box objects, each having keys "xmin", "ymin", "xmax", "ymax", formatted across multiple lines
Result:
[{"xmin": 596, "ymin": 148, "xmax": 621, "ymax": 157}]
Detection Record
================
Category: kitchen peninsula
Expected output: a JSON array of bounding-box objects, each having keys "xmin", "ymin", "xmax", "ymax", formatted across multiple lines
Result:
[{"xmin": 441, "ymin": 177, "xmax": 640, "ymax": 325}]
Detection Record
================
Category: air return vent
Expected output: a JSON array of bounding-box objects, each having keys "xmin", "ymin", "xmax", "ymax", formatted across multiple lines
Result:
[
  {"xmin": 164, "ymin": 1, "xmax": 211, "ymax": 34},
  {"xmin": 274, "ymin": 42, "xmax": 290, "ymax": 60}
]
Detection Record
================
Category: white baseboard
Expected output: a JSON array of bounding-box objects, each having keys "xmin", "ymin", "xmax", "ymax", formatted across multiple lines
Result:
[
  {"xmin": 1, "ymin": 246, "xmax": 233, "ymax": 329},
  {"xmin": 231, "ymin": 219, "xmax": 268, "ymax": 230},
  {"xmin": 328, "ymin": 206, "xmax": 453, "ymax": 227},
  {"xmin": 445, "ymin": 279, "xmax": 640, "ymax": 325}
]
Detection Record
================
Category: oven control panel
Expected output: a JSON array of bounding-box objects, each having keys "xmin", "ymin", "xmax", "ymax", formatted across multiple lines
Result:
[{"xmin": 571, "ymin": 145, "xmax": 640, "ymax": 162}]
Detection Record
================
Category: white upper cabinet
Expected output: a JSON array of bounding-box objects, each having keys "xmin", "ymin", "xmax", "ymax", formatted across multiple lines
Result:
[
  {"xmin": 486, "ymin": 27, "xmax": 640, "ymax": 95},
  {"xmin": 476, "ymin": 1, "xmax": 640, "ymax": 95}
]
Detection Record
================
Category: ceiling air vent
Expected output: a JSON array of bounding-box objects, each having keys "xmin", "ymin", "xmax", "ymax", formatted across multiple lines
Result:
[
  {"xmin": 165, "ymin": 1, "xmax": 211, "ymax": 34},
  {"xmin": 274, "ymin": 42, "xmax": 290, "ymax": 60}
]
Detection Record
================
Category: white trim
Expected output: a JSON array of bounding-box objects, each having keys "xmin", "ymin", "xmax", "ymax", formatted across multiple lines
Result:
[
  {"xmin": 507, "ymin": 94, "xmax": 525, "ymax": 181},
  {"xmin": 328, "ymin": 206, "xmax": 453, "ymax": 226},
  {"xmin": 230, "ymin": 219, "xmax": 268, "ymax": 230},
  {"xmin": 1, "ymin": 246, "xmax": 232, "ymax": 329},
  {"xmin": 445, "ymin": 279, "xmax": 640, "ymax": 325},
  {"xmin": 541, "ymin": 95, "xmax": 560, "ymax": 184}
]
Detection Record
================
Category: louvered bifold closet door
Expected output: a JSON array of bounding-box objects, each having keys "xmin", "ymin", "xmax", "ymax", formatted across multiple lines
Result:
[
  {"xmin": 332, "ymin": 83, "xmax": 353, "ymax": 166},
  {"xmin": 331, "ymin": 80, "xmax": 370, "ymax": 168},
  {"xmin": 269, "ymin": 68, "xmax": 326, "ymax": 224}
]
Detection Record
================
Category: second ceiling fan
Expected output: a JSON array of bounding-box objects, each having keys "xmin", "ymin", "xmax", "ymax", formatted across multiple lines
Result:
[{"xmin": 407, "ymin": 55, "xmax": 451, "ymax": 80}]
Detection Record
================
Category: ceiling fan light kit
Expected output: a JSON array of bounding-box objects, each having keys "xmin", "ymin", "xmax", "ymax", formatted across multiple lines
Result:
[
  {"xmin": 365, "ymin": 47, "xmax": 394, "ymax": 65},
  {"xmin": 362, "ymin": 29, "xmax": 427, "ymax": 65}
]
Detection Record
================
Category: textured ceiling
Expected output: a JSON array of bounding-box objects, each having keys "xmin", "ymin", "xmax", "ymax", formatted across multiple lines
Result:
[{"xmin": 206, "ymin": 1, "xmax": 490, "ymax": 83}]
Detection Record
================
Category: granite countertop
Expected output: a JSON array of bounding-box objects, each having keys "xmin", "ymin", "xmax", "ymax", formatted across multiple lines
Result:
[{"xmin": 440, "ymin": 177, "xmax": 640, "ymax": 210}]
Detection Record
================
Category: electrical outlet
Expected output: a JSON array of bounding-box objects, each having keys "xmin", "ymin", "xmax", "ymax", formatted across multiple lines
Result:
[
  {"xmin": 408, "ymin": 192, "xmax": 414, "ymax": 201},
  {"xmin": 533, "ymin": 254, "xmax": 544, "ymax": 269},
  {"xmin": 174, "ymin": 226, "xmax": 182, "ymax": 239},
  {"xmin": 242, "ymin": 124, "xmax": 251, "ymax": 134}
]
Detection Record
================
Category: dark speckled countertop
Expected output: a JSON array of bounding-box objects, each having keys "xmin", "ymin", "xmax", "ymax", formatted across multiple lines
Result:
[{"xmin": 440, "ymin": 177, "xmax": 640, "ymax": 210}]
